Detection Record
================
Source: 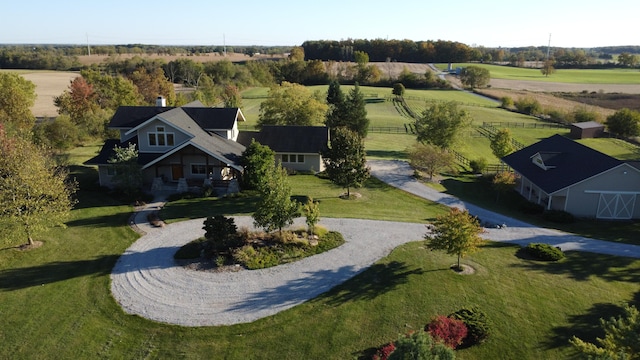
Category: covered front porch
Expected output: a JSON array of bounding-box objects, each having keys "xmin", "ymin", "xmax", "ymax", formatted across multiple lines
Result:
[{"xmin": 515, "ymin": 175, "xmax": 567, "ymax": 211}]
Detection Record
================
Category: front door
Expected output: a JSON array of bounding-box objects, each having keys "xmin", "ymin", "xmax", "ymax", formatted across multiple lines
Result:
[{"xmin": 171, "ymin": 164, "xmax": 183, "ymax": 181}]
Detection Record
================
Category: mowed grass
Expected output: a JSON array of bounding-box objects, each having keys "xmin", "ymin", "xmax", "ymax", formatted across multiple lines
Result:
[
  {"xmin": 2, "ymin": 175, "xmax": 639, "ymax": 359},
  {"xmin": 438, "ymin": 63, "xmax": 640, "ymax": 84},
  {"xmin": 161, "ymin": 175, "xmax": 449, "ymax": 224},
  {"xmin": 3, "ymin": 140, "xmax": 640, "ymax": 359}
]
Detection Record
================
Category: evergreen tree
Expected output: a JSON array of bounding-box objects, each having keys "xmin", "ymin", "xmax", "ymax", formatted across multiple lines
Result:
[
  {"xmin": 571, "ymin": 304, "xmax": 640, "ymax": 359},
  {"xmin": 325, "ymin": 80, "xmax": 347, "ymax": 129},
  {"xmin": 345, "ymin": 83, "xmax": 369, "ymax": 138},
  {"xmin": 323, "ymin": 127, "xmax": 370, "ymax": 197}
]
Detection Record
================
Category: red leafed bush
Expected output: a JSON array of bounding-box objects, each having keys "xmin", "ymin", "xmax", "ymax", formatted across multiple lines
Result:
[
  {"xmin": 426, "ymin": 315, "xmax": 468, "ymax": 349},
  {"xmin": 372, "ymin": 342, "xmax": 396, "ymax": 360}
]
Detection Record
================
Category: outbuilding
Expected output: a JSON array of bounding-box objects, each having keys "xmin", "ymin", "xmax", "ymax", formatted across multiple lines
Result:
[{"xmin": 570, "ymin": 121, "xmax": 605, "ymax": 139}]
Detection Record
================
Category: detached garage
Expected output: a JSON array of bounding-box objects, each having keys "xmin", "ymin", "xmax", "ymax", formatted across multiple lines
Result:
[{"xmin": 502, "ymin": 134, "xmax": 640, "ymax": 220}]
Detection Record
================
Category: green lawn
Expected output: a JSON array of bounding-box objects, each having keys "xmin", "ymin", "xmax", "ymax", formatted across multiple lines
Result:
[
  {"xmin": 161, "ymin": 175, "xmax": 449, "ymax": 224},
  {"xmin": 2, "ymin": 174, "xmax": 638, "ymax": 359},
  {"xmin": 437, "ymin": 63, "xmax": 640, "ymax": 84},
  {"xmin": 2, "ymin": 141, "xmax": 640, "ymax": 359},
  {"xmin": 578, "ymin": 137, "xmax": 640, "ymax": 160}
]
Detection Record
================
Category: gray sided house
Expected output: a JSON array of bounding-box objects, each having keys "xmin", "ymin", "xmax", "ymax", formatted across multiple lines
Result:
[
  {"xmin": 237, "ymin": 125, "xmax": 329, "ymax": 173},
  {"xmin": 502, "ymin": 134, "xmax": 640, "ymax": 220},
  {"xmin": 86, "ymin": 100, "xmax": 246, "ymax": 193}
]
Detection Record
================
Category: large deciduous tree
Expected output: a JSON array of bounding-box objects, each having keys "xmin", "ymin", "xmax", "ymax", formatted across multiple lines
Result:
[
  {"xmin": 460, "ymin": 65, "xmax": 490, "ymax": 88},
  {"xmin": 408, "ymin": 143, "xmax": 455, "ymax": 181},
  {"xmin": 490, "ymin": 128, "xmax": 515, "ymax": 159},
  {"xmin": 570, "ymin": 304, "xmax": 640, "ymax": 359},
  {"xmin": 425, "ymin": 207, "xmax": 484, "ymax": 270},
  {"xmin": 415, "ymin": 101, "xmax": 472, "ymax": 148},
  {"xmin": 540, "ymin": 59, "xmax": 556, "ymax": 77},
  {"xmin": 0, "ymin": 124, "xmax": 77, "ymax": 247},
  {"xmin": 618, "ymin": 53, "xmax": 638, "ymax": 67},
  {"xmin": 323, "ymin": 127, "xmax": 370, "ymax": 197},
  {"xmin": 129, "ymin": 67, "xmax": 176, "ymax": 105},
  {"xmin": 0, "ymin": 72, "xmax": 37, "ymax": 131},
  {"xmin": 606, "ymin": 108, "xmax": 640, "ymax": 138},
  {"xmin": 258, "ymin": 82, "xmax": 328, "ymax": 127},
  {"xmin": 81, "ymin": 69, "xmax": 142, "ymax": 110},
  {"xmin": 240, "ymin": 139, "xmax": 275, "ymax": 191},
  {"xmin": 253, "ymin": 164, "xmax": 299, "ymax": 235}
]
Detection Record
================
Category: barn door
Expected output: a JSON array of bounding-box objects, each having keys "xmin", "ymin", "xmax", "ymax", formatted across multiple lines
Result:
[{"xmin": 596, "ymin": 193, "xmax": 636, "ymax": 219}]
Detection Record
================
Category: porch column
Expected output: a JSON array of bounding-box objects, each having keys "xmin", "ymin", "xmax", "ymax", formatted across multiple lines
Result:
[{"xmin": 547, "ymin": 195, "xmax": 552, "ymax": 210}]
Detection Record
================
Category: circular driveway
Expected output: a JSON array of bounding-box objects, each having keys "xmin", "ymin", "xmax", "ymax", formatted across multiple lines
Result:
[{"xmin": 111, "ymin": 160, "xmax": 640, "ymax": 327}]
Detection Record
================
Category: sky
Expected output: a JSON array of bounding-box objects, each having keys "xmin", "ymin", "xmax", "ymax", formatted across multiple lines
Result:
[{"xmin": 2, "ymin": 0, "xmax": 638, "ymax": 48}]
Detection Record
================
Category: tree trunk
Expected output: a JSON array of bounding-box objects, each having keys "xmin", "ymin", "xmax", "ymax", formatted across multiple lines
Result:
[
  {"xmin": 457, "ymin": 253, "xmax": 461, "ymax": 270},
  {"xmin": 27, "ymin": 236, "xmax": 34, "ymax": 246}
]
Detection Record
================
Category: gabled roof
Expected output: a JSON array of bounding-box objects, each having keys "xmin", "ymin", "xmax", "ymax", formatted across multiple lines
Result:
[
  {"xmin": 502, "ymin": 134, "xmax": 622, "ymax": 194},
  {"xmin": 87, "ymin": 105, "xmax": 246, "ymax": 171},
  {"xmin": 571, "ymin": 121, "xmax": 604, "ymax": 129},
  {"xmin": 109, "ymin": 100, "xmax": 243, "ymax": 131},
  {"xmin": 237, "ymin": 126, "xmax": 329, "ymax": 154}
]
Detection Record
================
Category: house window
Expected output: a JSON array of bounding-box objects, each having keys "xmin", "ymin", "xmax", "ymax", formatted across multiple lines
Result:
[
  {"xmin": 281, "ymin": 154, "xmax": 304, "ymax": 163},
  {"xmin": 106, "ymin": 166, "xmax": 118, "ymax": 176},
  {"xmin": 148, "ymin": 126, "xmax": 174, "ymax": 147},
  {"xmin": 191, "ymin": 164, "xmax": 207, "ymax": 175}
]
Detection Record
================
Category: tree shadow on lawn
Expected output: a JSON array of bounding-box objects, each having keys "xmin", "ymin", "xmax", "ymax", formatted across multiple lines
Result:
[
  {"xmin": 510, "ymin": 247, "xmax": 640, "ymax": 283},
  {"xmin": 0, "ymin": 254, "xmax": 119, "ymax": 290},
  {"xmin": 227, "ymin": 261, "xmax": 424, "ymax": 313},
  {"xmin": 324, "ymin": 261, "xmax": 425, "ymax": 306},
  {"xmin": 0, "ymin": 245, "xmax": 184, "ymax": 291},
  {"xmin": 542, "ymin": 290, "xmax": 640, "ymax": 352},
  {"xmin": 65, "ymin": 212, "xmax": 132, "ymax": 228}
]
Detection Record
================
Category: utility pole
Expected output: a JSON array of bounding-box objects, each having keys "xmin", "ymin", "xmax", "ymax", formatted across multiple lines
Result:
[
  {"xmin": 546, "ymin": 33, "xmax": 551, "ymax": 61},
  {"xmin": 86, "ymin": 33, "xmax": 91, "ymax": 56}
]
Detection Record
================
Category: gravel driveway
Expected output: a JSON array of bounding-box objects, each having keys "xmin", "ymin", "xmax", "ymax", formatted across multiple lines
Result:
[{"xmin": 111, "ymin": 160, "xmax": 640, "ymax": 327}]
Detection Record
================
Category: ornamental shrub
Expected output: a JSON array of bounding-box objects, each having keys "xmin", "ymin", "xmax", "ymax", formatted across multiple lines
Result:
[
  {"xmin": 469, "ymin": 158, "xmax": 487, "ymax": 174},
  {"xmin": 372, "ymin": 342, "xmax": 396, "ymax": 360},
  {"xmin": 449, "ymin": 307, "xmax": 490, "ymax": 346},
  {"xmin": 426, "ymin": 315, "xmax": 468, "ymax": 349},
  {"xmin": 525, "ymin": 243, "xmax": 565, "ymax": 261},
  {"xmin": 389, "ymin": 331, "xmax": 455, "ymax": 360},
  {"xmin": 202, "ymin": 215, "xmax": 240, "ymax": 255}
]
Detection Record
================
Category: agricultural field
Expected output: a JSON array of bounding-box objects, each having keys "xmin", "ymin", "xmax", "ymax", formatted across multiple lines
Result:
[{"xmin": 1, "ymin": 69, "xmax": 79, "ymax": 117}]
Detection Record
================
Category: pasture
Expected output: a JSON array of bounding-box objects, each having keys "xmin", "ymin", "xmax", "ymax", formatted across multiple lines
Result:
[{"xmin": 438, "ymin": 63, "xmax": 640, "ymax": 84}]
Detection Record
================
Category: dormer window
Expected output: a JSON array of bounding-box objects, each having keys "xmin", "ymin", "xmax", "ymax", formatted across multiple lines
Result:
[
  {"xmin": 530, "ymin": 151, "xmax": 559, "ymax": 170},
  {"xmin": 148, "ymin": 126, "xmax": 174, "ymax": 147}
]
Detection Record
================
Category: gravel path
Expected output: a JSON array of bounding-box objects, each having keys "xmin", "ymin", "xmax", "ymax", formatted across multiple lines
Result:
[{"xmin": 111, "ymin": 160, "xmax": 640, "ymax": 327}]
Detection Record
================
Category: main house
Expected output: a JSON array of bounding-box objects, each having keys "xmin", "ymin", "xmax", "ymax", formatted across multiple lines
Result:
[
  {"xmin": 87, "ymin": 99, "xmax": 329, "ymax": 193},
  {"xmin": 87, "ymin": 99, "xmax": 247, "ymax": 193},
  {"xmin": 502, "ymin": 134, "xmax": 640, "ymax": 220}
]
